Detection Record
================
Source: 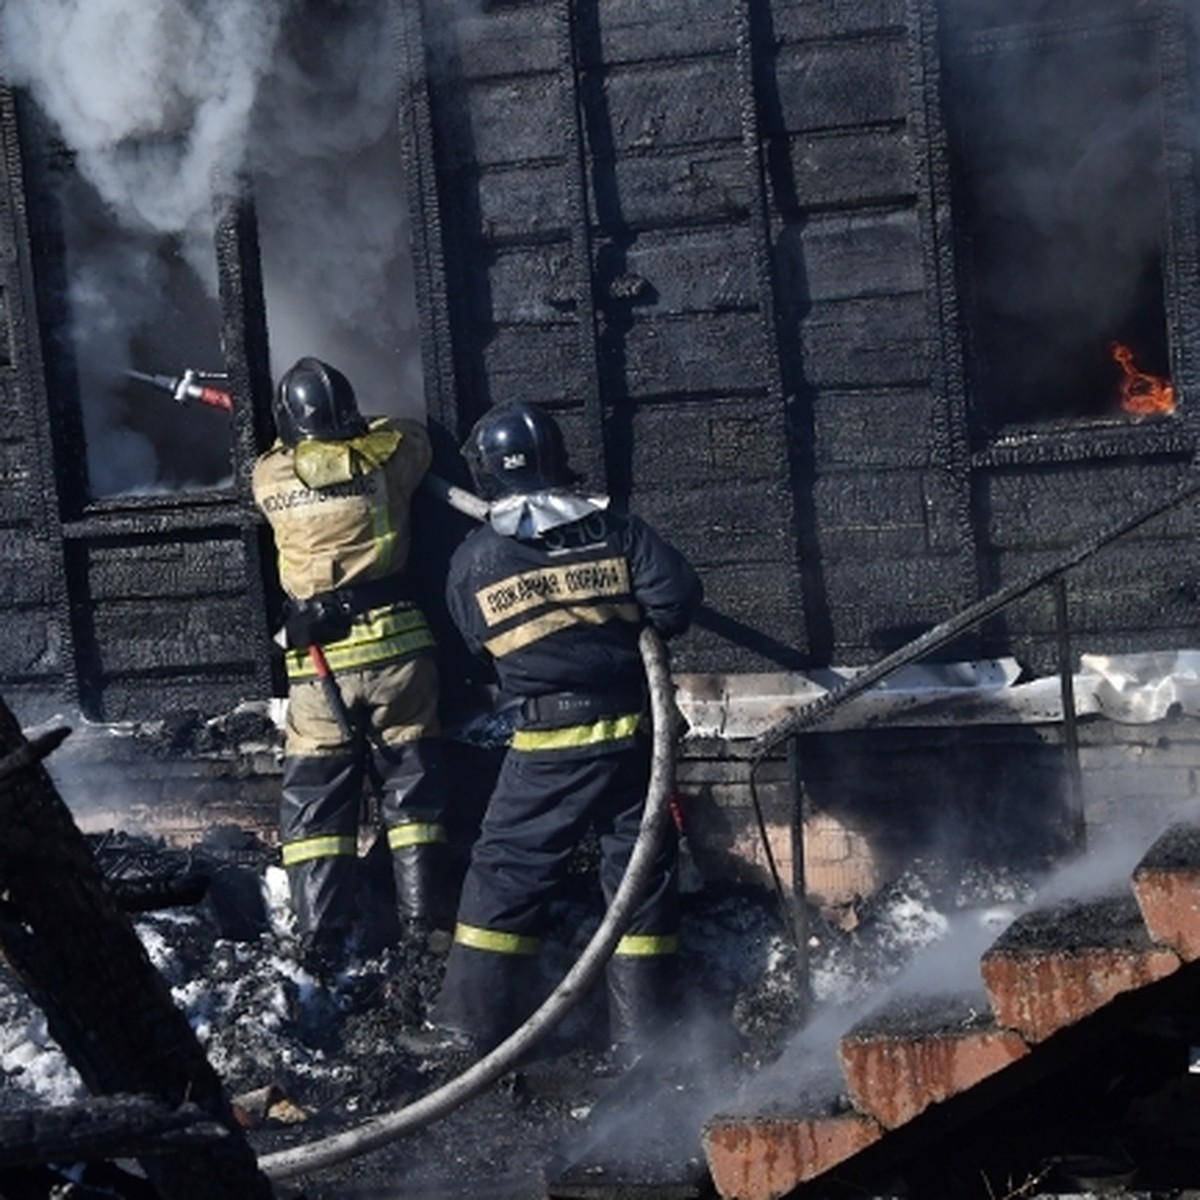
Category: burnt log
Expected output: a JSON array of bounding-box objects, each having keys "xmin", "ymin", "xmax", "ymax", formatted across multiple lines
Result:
[
  {"xmin": 0, "ymin": 696, "xmax": 275, "ymax": 1199},
  {"xmin": 0, "ymin": 1094, "xmax": 228, "ymax": 1168}
]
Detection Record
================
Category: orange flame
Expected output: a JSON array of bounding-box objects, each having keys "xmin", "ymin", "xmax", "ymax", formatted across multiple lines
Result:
[{"xmin": 1112, "ymin": 342, "xmax": 1175, "ymax": 416}]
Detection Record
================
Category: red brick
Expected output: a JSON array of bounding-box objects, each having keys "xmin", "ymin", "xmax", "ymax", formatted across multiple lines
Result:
[
  {"xmin": 1133, "ymin": 870, "xmax": 1200, "ymax": 960},
  {"xmin": 1132, "ymin": 823, "xmax": 1200, "ymax": 960},
  {"xmin": 703, "ymin": 1112, "xmax": 882, "ymax": 1200},
  {"xmin": 980, "ymin": 893, "xmax": 1180, "ymax": 1042},
  {"xmin": 982, "ymin": 946, "xmax": 1179, "ymax": 1043},
  {"xmin": 839, "ymin": 1004, "xmax": 1028, "ymax": 1128}
]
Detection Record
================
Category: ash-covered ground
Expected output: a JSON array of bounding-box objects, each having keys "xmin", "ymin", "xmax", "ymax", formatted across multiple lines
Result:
[{"xmin": 0, "ymin": 818, "xmax": 1044, "ymax": 1200}]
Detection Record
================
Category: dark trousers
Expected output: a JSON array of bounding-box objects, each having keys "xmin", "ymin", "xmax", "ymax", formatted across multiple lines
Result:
[
  {"xmin": 279, "ymin": 655, "xmax": 447, "ymax": 954},
  {"xmin": 434, "ymin": 735, "xmax": 678, "ymax": 1048}
]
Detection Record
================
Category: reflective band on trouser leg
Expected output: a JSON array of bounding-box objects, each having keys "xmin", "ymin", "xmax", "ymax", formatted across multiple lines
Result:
[
  {"xmin": 613, "ymin": 932, "xmax": 679, "ymax": 957},
  {"xmin": 510, "ymin": 712, "xmax": 642, "ymax": 752},
  {"xmin": 280, "ymin": 833, "xmax": 357, "ymax": 867},
  {"xmin": 453, "ymin": 922, "xmax": 541, "ymax": 956},
  {"xmin": 386, "ymin": 821, "xmax": 447, "ymax": 851}
]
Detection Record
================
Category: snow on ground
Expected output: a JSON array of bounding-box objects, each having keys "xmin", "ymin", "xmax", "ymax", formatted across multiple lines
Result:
[{"xmin": 0, "ymin": 833, "xmax": 1042, "ymax": 1198}]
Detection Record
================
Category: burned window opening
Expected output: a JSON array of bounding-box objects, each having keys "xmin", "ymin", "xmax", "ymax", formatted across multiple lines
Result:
[
  {"xmin": 940, "ymin": 6, "xmax": 1178, "ymax": 441},
  {"xmin": 14, "ymin": 97, "xmax": 232, "ymax": 509}
]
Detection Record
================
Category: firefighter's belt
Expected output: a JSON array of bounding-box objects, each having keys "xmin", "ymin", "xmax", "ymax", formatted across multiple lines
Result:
[
  {"xmin": 518, "ymin": 689, "xmax": 646, "ymax": 729},
  {"xmin": 285, "ymin": 602, "xmax": 434, "ymax": 678},
  {"xmin": 285, "ymin": 573, "xmax": 417, "ymax": 650},
  {"xmin": 290, "ymin": 572, "xmax": 415, "ymax": 631},
  {"xmin": 333, "ymin": 571, "xmax": 416, "ymax": 613},
  {"xmin": 509, "ymin": 712, "xmax": 642, "ymax": 752}
]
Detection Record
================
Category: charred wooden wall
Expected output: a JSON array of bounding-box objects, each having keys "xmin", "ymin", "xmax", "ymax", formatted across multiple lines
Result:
[
  {"xmin": 0, "ymin": 86, "xmax": 279, "ymax": 725},
  {"xmin": 0, "ymin": 1, "xmax": 1198, "ymax": 725},
  {"xmin": 0, "ymin": 81, "xmax": 75, "ymax": 723},
  {"xmin": 402, "ymin": 0, "xmax": 1200, "ymax": 680}
]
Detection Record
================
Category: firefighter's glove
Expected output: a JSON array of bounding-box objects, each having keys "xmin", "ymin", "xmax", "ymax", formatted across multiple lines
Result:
[{"xmin": 285, "ymin": 596, "xmax": 353, "ymax": 649}]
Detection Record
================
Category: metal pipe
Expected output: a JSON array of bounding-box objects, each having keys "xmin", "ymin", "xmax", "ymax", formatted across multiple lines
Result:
[
  {"xmin": 750, "ymin": 476, "xmax": 1200, "ymax": 761},
  {"xmin": 1053, "ymin": 577, "xmax": 1086, "ymax": 851},
  {"xmin": 786, "ymin": 736, "xmax": 812, "ymax": 1021}
]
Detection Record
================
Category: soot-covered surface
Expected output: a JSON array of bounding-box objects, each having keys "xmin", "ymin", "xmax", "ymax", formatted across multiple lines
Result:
[
  {"xmin": 0, "ymin": 834, "xmax": 1055, "ymax": 1199},
  {"xmin": 985, "ymin": 892, "xmax": 1158, "ymax": 955},
  {"xmin": 0, "ymin": 832, "xmax": 808, "ymax": 1199}
]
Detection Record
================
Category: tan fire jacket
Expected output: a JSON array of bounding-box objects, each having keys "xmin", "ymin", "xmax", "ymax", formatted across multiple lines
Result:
[{"xmin": 252, "ymin": 416, "xmax": 435, "ymax": 678}]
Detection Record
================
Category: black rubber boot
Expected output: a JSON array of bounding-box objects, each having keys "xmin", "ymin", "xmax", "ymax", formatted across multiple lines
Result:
[
  {"xmin": 279, "ymin": 751, "xmax": 364, "ymax": 945},
  {"xmin": 391, "ymin": 839, "xmax": 457, "ymax": 931},
  {"xmin": 606, "ymin": 952, "xmax": 679, "ymax": 1068},
  {"xmin": 434, "ymin": 942, "xmax": 541, "ymax": 1052}
]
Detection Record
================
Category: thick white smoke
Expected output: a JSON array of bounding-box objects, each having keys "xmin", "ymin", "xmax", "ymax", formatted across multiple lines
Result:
[
  {"xmin": 1, "ymin": 0, "xmax": 281, "ymax": 278},
  {"xmin": 0, "ymin": 0, "xmax": 427, "ymax": 493},
  {"xmin": 246, "ymin": 3, "xmax": 425, "ymax": 411}
]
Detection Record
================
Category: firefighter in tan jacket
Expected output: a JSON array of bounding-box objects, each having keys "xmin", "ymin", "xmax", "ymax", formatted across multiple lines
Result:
[{"xmin": 252, "ymin": 357, "xmax": 448, "ymax": 976}]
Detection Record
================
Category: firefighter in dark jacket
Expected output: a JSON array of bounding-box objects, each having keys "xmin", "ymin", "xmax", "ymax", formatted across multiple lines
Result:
[
  {"xmin": 252, "ymin": 357, "xmax": 448, "ymax": 975},
  {"xmin": 426, "ymin": 400, "xmax": 703, "ymax": 1063}
]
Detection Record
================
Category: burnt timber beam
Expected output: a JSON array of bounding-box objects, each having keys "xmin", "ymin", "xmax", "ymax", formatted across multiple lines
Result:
[
  {"xmin": 0, "ymin": 693, "xmax": 275, "ymax": 1200},
  {"xmin": 0, "ymin": 1095, "xmax": 229, "ymax": 1169}
]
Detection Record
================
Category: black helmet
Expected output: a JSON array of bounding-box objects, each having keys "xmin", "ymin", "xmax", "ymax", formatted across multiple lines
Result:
[
  {"xmin": 274, "ymin": 357, "xmax": 367, "ymax": 445},
  {"xmin": 463, "ymin": 401, "xmax": 575, "ymax": 500}
]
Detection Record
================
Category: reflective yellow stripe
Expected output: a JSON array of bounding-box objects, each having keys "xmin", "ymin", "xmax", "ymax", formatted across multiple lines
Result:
[
  {"xmin": 510, "ymin": 712, "xmax": 642, "ymax": 752},
  {"xmin": 475, "ymin": 558, "xmax": 632, "ymax": 627},
  {"xmin": 281, "ymin": 834, "xmax": 357, "ymax": 867},
  {"xmin": 372, "ymin": 496, "xmax": 398, "ymax": 574},
  {"xmin": 483, "ymin": 603, "xmax": 641, "ymax": 658},
  {"xmin": 387, "ymin": 822, "xmax": 447, "ymax": 850},
  {"xmin": 453, "ymin": 923, "xmax": 541, "ymax": 956},
  {"xmin": 614, "ymin": 932, "xmax": 679, "ymax": 957},
  {"xmin": 286, "ymin": 604, "xmax": 435, "ymax": 678}
]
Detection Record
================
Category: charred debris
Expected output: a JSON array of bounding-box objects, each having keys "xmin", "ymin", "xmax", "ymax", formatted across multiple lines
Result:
[
  {"xmin": 1, "ymin": 0, "xmax": 1200, "ymax": 1197},
  {"xmin": 7, "ymin": 695, "xmax": 1200, "ymax": 1199}
]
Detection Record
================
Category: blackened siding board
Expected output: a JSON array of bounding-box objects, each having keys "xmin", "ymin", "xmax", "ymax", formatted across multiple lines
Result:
[
  {"xmin": 57, "ymin": 512, "xmax": 276, "ymax": 725},
  {"xmin": 415, "ymin": 0, "xmax": 808, "ymax": 671},
  {"xmin": 764, "ymin": 6, "xmax": 979, "ymax": 665},
  {"xmin": 0, "ymin": 85, "xmax": 72, "ymax": 721},
  {"xmin": 407, "ymin": 0, "xmax": 1200, "ymax": 681},
  {"xmin": 978, "ymin": 460, "xmax": 1200, "ymax": 669},
  {"xmin": 0, "ymin": 84, "xmax": 278, "ymax": 724},
  {"xmin": 583, "ymin": 0, "xmax": 803, "ymax": 667}
]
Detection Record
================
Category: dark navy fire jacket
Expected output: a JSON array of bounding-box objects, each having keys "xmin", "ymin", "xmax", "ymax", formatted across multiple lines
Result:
[{"xmin": 445, "ymin": 500, "xmax": 703, "ymax": 703}]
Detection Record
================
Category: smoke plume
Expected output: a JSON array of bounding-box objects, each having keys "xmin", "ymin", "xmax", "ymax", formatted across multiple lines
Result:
[
  {"xmin": 2, "ymin": 0, "xmax": 278, "ymax": 257},
  {"xmin": 0, "ymin": 0, "xmax": 425, "ymax": 494},
  {"xmin": 245, "ymin": 3, "xmax": 425, "ymax": 410},
  {"xmin": 940, "ymin": 4, "xmax": 1171, "ymax": 423}
]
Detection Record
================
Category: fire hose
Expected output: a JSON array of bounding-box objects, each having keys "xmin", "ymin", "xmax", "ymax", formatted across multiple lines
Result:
[
  {"xmin": 257, "ymin": 487, "xmax": 678, "ymax": 1183},
  {"xmin": 117, "ymin": 369, "xmax": 681, "ymax": 1171}
]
